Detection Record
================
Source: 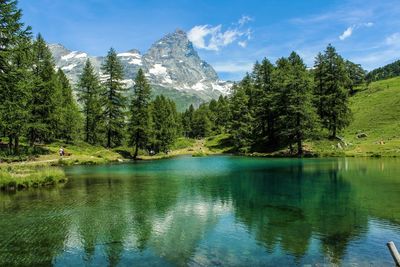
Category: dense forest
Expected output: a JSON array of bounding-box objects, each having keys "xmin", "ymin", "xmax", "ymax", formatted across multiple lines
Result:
[
  {"xmin": 366, "ymin": 59, "xmax": 400, "ymax": 82},
  {"xmin": 0, "ymin": 0, "xmax": 385, "ymax": 158}
]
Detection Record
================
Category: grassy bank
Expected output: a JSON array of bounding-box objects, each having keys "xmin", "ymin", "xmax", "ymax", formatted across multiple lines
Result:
[
  {"xmin": 205, "ymin": 78, "xmax": 400, "ymax": 158},
  {"xmin": 0, "ymin": 165, "xmax": 67, "ymax": 191}
]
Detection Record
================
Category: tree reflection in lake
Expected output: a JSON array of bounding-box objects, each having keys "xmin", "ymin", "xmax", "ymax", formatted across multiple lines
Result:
[{"xmin": 0, "ymin": 157, "xmax": 399, "ymax": 266}]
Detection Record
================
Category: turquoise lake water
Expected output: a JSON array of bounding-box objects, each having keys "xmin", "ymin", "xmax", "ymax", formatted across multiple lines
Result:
[{"xmin": 1, "ymin": 156, "xmax": 400, "ymax": 266}]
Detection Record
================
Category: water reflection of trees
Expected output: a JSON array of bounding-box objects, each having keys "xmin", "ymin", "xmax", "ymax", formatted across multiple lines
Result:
[
  {"xmin": 197, "ymin": 160, "xmax": 369, "ymax": 264},
  {"xmin": 1, "ymin": 158, "xmax": 400, "ymax": 266}
]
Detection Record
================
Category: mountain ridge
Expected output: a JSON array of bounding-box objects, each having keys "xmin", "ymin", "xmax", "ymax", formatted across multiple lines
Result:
[{"xmin": 48, "ymin": 30, "xmax": 233, "ymax": 110}]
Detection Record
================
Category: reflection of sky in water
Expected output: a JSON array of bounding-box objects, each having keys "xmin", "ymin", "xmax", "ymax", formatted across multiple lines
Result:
[{"xmin": 1, "ymin": 156, "xmax": 400, "ymax": 266}]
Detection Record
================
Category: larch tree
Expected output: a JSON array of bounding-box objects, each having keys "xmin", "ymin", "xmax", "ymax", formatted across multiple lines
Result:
[
  {"xmin": 77, "ymin": 59, "xmax": 104, "ymax": 145},
  {"xmin": 0, "ymin": 0, "xmax": 32, "ymax": 153},
  {"xmin": 314, "ymin": 44, "xmax": 351, "ymax": 138},
  {"xmin": 101, "ymin": 48, "xmax": 126, "ymax": 148},
  {"xmin": 129, "ymin": 69, "xmax": 151, "ymax": 158},
  {"xmin": 56, "ymin": 69, "xmax": 82, "ymax": 143},
  {"xmin": 27, "ymin": 34, "xmax": 59, "ymax": 145}
]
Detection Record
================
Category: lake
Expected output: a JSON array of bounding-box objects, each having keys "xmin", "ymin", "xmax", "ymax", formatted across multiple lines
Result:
[{"xmin": 1, "ymin": 156, "xmax": 400, "ymax": 266}]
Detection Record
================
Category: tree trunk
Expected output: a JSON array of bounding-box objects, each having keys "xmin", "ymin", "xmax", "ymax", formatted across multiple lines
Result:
[
  {"xmin": 297, "ymin": 138, "xmax": 303, "ymax": 157},
  {"xmin": 133, "ymin": 133, "xmax": 139, "ymax": 159},
  {"xmin": 8, "ymin": 136, "xmax": 13, "ymax": 154},
  {"xmin": 107, "ymin": 128, "xmax": 111, "ymax": 148},
  {"xmin": 14, "ymin": 135, "xmax": 19, "ymax": 155}
]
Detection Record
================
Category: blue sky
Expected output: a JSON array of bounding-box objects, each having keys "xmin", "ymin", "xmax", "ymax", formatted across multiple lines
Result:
[{"xmin": 19, "ymin": 0, "xmax": 400, "ymax": 80}]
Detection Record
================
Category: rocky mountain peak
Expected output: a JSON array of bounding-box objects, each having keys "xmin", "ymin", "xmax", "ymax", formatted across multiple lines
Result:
[{"xmin": 49, "ymin": 30, "xmax": 232, "ymax": 110}]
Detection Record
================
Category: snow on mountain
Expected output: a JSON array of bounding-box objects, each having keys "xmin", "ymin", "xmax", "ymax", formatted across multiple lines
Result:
[{"xmin": 48, "ymin": 30, "xmax": 233, "ymax": 109}]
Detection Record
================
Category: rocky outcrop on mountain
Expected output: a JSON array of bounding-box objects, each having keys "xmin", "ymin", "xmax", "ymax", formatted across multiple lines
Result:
[{"xmin": 48, "ymin": 29, "xmax": 232, "ymax": 110}]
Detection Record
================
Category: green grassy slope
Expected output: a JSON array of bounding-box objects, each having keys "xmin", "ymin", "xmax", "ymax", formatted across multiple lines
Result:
[
  {"xmin": 312, "ymin": 77, "xmax": 400, "ymax": 156},
  {"xmin": 342, "ymin": 77, "xmax": 400, "ymax": 156}
]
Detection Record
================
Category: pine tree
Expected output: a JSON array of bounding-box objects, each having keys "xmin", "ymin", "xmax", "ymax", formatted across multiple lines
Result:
[
  {"xmin": 182, "ymin": 104, "xmax": 195, "ymax": 138},
  {"xmin": 345, "ymin": 60, "xmax": 366, "ymax": 95},
  {"xmin": 252, "ymin": 58, "xmax": 275, "ymax": 145},
  {"xmin": 56, "ymin": 69, "xmax": 82, "ymax": 142},
  {"xmin": 314, "ymin": 44, "xmax": 352, "ymax": 138},
  {"xmin": 129, "ymin": 69, "xmax": 151, "ymax": 158},
  {"xmin": 27, "ymin": 34, "xmax": 58, "ymax": 145},
  {"xmin": 191, "ymin": 104, "xmax": 211, "ymax": 138},
  {"xmin": 150, "ymin": 95, "xmax": 179, "ymax": 153},
  {"xmin": 228, "ymin": 83, "xmax": 254, "ymax": 152},
  {"xmin": 101, "ymin": 48, "xmax": 126, "ymax": 148},
  {"xmin": 77, "ymin": 59, "xmax": 104, "ymax": 145},
  {"xmin": 0, "ymin": 0, "xmax": 32, "ymax": 154},
  {"xmin": 275, "ymin": 52, "xmax": 319, "ymax": 156}
]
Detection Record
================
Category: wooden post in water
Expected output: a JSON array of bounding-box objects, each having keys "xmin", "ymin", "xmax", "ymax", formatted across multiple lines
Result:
[{"xmin": 387, "ymin": 241, "xmax": 400, "ymax": 266}]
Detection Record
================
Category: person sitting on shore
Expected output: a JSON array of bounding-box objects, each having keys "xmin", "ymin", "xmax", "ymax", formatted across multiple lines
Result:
[{"xmin": 59, "ymin": 147, "xmax": 65, "ymax": 157}]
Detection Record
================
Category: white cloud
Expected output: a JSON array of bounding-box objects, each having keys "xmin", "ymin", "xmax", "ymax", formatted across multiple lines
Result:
[
  {"xmin": 386, "ymin": 32, "xmax": 400, "ymax": 45},
  {"xmin": 238, "ymin": 41, "xmax": 247, "ymax": 48},
  {"xmin": 212, "ymin": 61, "xmax": 253, "ymax": 73},
  {"xmin": 188, "ymin": 16, "xmax": 252, "ymax": 51},
  {"xmin": 339, "ymin": 26, "xmax": 354, "ymax": 40},
  {"xmin": 339, "ymin": 22, "xmax": 374, "ymax": 40},
  {"xmin": 238, "ymin": 15, "xmax": 253, "ymax": 26}
]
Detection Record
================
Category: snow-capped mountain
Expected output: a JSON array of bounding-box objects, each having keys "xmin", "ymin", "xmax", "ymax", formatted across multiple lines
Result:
[{"xmin": 49, "ymin": 29, "xmax": 232, "ymax": 110}]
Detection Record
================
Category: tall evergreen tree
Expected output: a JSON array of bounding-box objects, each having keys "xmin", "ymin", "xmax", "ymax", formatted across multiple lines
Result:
[
  {"xmin": 77, "ymin": 59, "xmax": 104, "ymax": 145},
  {"xmin": 27, "ymin": 34, "xmax": 58, "ymax": 145},
  {"xmin": 0, "ymin": 0, "xmax": 32, "ymax": 153},
  {"xmin": 150, "ymin": 95, "xmax": 179, "ymax": 153},
  {"xmin": 56, "ymin": 69, "xmax": 82, "ymax": 142},
  {"xmin": 314, "ymin": 44, "xmax": 352, "ymax": 138},
  {"xmin": 102, "ymin": 48, "xmax": 126, "ymax": 148},
  {"xmin": 345, "ymin": 60, "xmax": 366, "ymax": 95},
  {"xmin": 252, "ymin": 58, "xmax": 275, "ymax": 144},
  {"xmin": 129, "ymin": 69, "xmax": 151, "ymax": 158},
  {"xmin": 182, "ymin": 104, "xmax": 195, "ymax": 138},
  {"xmin": 228, "ymin": 84, "xmax": 254, "ymax": 152},
  {"xmin": 191, "ymin": 104, "xmax": 212, "ymax": 138},
  {"xmin": 275, "ymin": 52, "xmax": 319, "ymax": 155}
]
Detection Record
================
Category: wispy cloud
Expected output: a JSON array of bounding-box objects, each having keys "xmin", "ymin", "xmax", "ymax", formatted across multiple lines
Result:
[
  {"xmin": 386, "ymin": 32, "xmax": 400, "ymax": 45},
  {"xmin": 188, "ymin": 16, "xmax": 253, "ymax": 51},
  {"xmin": 238, "ymin": 15, "xmax": 253, "ymax": 26},
  {"xmin": 339, "ymin": 22, "xmax": 373, "ymax": 40}
]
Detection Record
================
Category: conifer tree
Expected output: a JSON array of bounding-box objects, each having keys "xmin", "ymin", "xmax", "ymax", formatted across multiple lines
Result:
[
  {"xmin": 191, "ymin": 104, "xmax": 211, "ymax": 138},
  {"xmin": 182, "ymin": 104, "xmax": 195, "ymax": 138},
  {"xmin": 56, "ymin": 69, "xmax": 82, "ymax": 142},
  {"xmin": 252, "ymin": 58, "xmax": 275, "ymax": 144},
  {"xmin": 275, "ymin": 52, "xmax": 319, "ymax": 155},
  {"xmin": 228, "ymin": 84, "xmax": 254, "ymax": 152},
  {"xmin": 314, "ymin": 44, "xmax": 351, "ymax": 138},
  {"xmin": 27, "ymin": 34, "xmax": 58, "ymax": 145},
  {"xmin": 150, "ymin": 95, "xmax": 179, "ymax": 153},
  {"xmin": 0, "ymin": 0, "xmax": 32, "ymax": 153},
  {"xmin": 129, "ymin": 69, "xmax": 151, "ymax": 158},
  {"xmin": 77, "ymin": 59, "xmax": 104, "ymax": 144},
  {"xmin": 102, "ymin": 48, "xmax": 126, "ymax": 148}
]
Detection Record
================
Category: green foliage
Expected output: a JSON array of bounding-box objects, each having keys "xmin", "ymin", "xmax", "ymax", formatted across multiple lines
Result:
[
  {"xmin": 150, "ymin": 95, "xmax": 180, "ymax": 153},
  {"xmin": 0, "ymin": 165, "xmax": 66, "ymax": 191},
  {"xmin": 366, "ymin": 59, "xmax": 400, "ymax": 82},
  {"xmin": 128, "ymin": 69, "xmax": 152, "ymax": 158},
  {"xmin": 27, "ymin": 34, "xmax": 59, "ymax": 145},
  {"xmin": 0, "ymin": 0, "xmax": 32, "ymax": 154},
  {"xmin": 77, "ymin": 59, "xmax": 104, "ymax": 145},
  {"xmin": 313, "ymin": 44, "xmax": 352, "ymax": 138},
  {"xmin": 228, "ymin": 83, "xmax": 254, "ymax": 152},
  {"xmin": 55, "ymin": 69, "xmax": 82, "ymax": 142},
  {"xmin": 102, "ymin": 48, "xmax": 126, "ymax": 148},
  {"xmin": 273, "ymin": 52, "xmax": 320, "ymax": 155}
]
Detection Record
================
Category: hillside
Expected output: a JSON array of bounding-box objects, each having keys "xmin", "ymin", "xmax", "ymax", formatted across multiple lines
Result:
[
  {"xmin": 311, "ymin": 77, "xmax": 400, "ymax": 156},
  {"xmin": 366, "ymin": 60, "xmax": 400, "ymax": 82}
]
